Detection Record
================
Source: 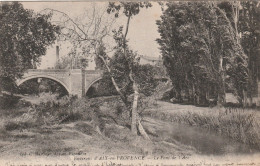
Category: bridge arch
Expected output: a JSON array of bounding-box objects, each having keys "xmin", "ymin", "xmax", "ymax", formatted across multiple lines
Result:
[
  {"xmin": 85, "ymin": 77, "xmax": 103, "ymax": 95},
  {"xmin": 16, "ymin": 75, "xmax": 70, "ymax": 94}
]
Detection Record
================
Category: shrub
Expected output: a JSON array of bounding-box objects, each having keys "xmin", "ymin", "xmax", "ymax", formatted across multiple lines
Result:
[
  {"xmin": 74, "ymin": 122, "xmax": 97, "ymax": 136},
  {"xmin": 33, "ymin": 95, "xmax": 84, "ymax": 125},
  {"xmin": 161, "ymin": 88, "xmax": 174, "ymax": 101},
  {"xmin": 0, "ymin": 95, "xmax": 21, "ymax": 109},
  {"xmin": 5, "ymin": 121, "xmax": 32, "ymax": 131},
  {"xmin": 3, "ymin": 94, "xmax": 80, "ymax": 129},
  {"xmin": 16, "ymin": 99, "xmax": 32, "ymax": 108},
  {"xmin": 4, "ymin": 108, "xmax": 39, "ymax": 131},
  {"xmin": 56, "ymin": 109, "xmax": 84, "ymax": 123}
]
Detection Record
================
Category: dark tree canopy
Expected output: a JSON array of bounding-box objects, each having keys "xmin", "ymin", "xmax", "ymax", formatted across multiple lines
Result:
[
  {"xmin": 0, "ymin": 2, "xmax": 60, "ymax": 92},
  {"xmin": 157, "ymin": 2, "xmax": 248, "ymax": 106},
  {"xmin": 107, "ymin": 2, "xmax": 152, "ymax": 18},
  {"xmin": 238, "ymin": 2, "xmax": 260, "ymax": 101}
]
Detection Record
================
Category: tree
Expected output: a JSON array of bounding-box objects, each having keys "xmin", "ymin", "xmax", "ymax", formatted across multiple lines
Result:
[
  {"xmin": 44, "ymin": 2, "xmax": 155, "ymax": 137},
  {"xmin": 237, "ymin": 1, "xmax": 260, "ymax": 106},
  {"xmin": 0, "ymin": 2, "xmax": 59, "ymax": 93},
  {"xmin": 107, "ymin": 2, "xmax": 152, "ymax": 135},
  {"xmin": 157, "ymin": 2, "xmax": 248, "ymax": 106},
  {"xmin": 43, "ymin": 4, "xmax": 116, "ymax": 70},
  {"xmin": 213, "ymin": 1, "xmax": 260, "ymax": 106},
  {"xmin": 44, "ymin": 4, "xmax": 127, "ymax": 102},
  {"xmin": 105, "ymin": 36, "xmax": 157, "ymax": 138}
]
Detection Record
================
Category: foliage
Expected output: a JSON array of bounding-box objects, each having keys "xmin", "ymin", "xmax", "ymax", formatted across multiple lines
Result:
[
  {"xmin": 217, "ymin": 1, "xmax": 260, "ymax": 105},
  {"xmin": 94, "ymin": 43, "xmax": 108, "ymax": 70},
  {"xmin": 107, "ymin": 45, "xmax": 158, "ymax": 98},
  {"xmin": 18, "ymin": 79, "xmax": 39, "ymax": 95},
  {"xmin": 133, "ymin": 64, "xmax": 158, "ymax": 96},
  {"xmin": 86, "ymin": 78, "xmax": 118, "ymax": 98},
  {"xmin": 55, "ymin": 55, "xmax": 74, "ymax": 69},
  {"xmin": 107, "ymin": 2, "xmax": 153, "ymax": 135},
  {"xmin": 157, "ymin": 2, "xmax": 248, "ymax": 106},
  {"xmin": 3, "ymin": 94, "xmax": 79, "ymax": 130},
  {"xmin": 107, "ymin": 2, "xmax": 152, "ymax": 17},
  {"xmin": 0, "ymin": 95, "xmax": 21, "ymax": 109},
  {"xmin": 238, "ymin": 2, "xmax": 260, "ymax": 104},
  {"xmin": 0, "ymin": 2, "xmax": 59, "ymax": 93},
  {"xmin": 18, "ymin": 78, "xmax": 68, "ymax": 97},
  {"xmin": 38, "ymin": 79, "xmax": 68, "ymax": 97}
]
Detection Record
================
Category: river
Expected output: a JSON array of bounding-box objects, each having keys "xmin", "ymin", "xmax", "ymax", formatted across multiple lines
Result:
[{"xmin": 142, "ymin": 117, "xmax": 259, "ymax": 155}]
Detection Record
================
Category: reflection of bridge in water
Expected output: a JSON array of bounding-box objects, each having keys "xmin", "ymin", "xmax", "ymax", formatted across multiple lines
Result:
[{"xmin": 16, "ymin": 69, "xmax": 102, "ymax": 97}]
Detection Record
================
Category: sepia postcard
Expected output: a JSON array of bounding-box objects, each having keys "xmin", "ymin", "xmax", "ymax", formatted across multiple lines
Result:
[{"xmin": 0, "ymin": 1, "xmax": 260, "ymax": 166}]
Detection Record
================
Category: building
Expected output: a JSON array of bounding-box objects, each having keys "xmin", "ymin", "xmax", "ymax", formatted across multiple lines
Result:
[
  {"xmin": 50, "ymin": 45, "xmax": 96, "ymax": 70},
  {"xmin": 139, "ymin": 55, "xmax": 163, "ymax": 66}
]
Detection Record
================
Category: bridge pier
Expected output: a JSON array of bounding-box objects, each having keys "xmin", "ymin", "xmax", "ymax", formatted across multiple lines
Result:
[
  {"xmin": 82, "ymin": 68, "xmax": 86, "ymax": 97},
  {"xmin": 69, "ymin": 69, "xmax": 84, "ymax": 97}
]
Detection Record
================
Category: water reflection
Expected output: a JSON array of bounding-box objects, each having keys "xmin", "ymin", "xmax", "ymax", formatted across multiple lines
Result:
[{"xmin": 143, "ymin": 117, "xmax": 259, "ymax": 155}]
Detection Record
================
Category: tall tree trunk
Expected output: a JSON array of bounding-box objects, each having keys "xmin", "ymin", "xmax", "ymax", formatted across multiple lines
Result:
[
  {"xmin": 131, "ymin": 79, "xmax": 138, "ymax": 134},
  {"xmin": 242, "ymin": 89, "xmax": 247, "ymax": 107},
  {"xmin": 248, "ymin": 61, "xmax": 253, "ymax": 107},
  {"xmin": 232, "ymin": 1, "xmax": 240, "ymax": 43},
  {"xmin": 123, "ymin": 13, "xmax": 140, "ymax": 135},
  {"xmin": 192, "ymin": 83, "xmax": 196, "ymax": 105},
  {"xmin": 123, "ymin": 12, "xmax": 149, "ymax": 138},
  {"xmin": 81, "ymin": 67, "xmax": 86, "ymax": 97},
  {"xmin": 217, "ymin": 55, "xmax": 226, "ymax": 106}
]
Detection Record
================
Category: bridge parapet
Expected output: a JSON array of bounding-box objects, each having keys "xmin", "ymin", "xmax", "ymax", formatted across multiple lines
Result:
[
  {"xmin": 25, "ymin": 69, "xmax": 102, "ymax": 73},
  {"xmin": 17, "ymin": 69, "xmax": 103, "ymax": 98},
  {"xmin": 26, "ymin": 69, "xmax": 70, "ymax": 72}
]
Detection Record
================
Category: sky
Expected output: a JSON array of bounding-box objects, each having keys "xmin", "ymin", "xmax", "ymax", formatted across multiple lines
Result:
[{"xmin": 21, "ymin": 2, "xmax": 162, "ymax": 69}]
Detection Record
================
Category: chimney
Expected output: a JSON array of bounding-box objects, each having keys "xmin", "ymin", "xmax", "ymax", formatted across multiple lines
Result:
[{"xmin": 56, "ymin": 46, "xmax": 60, "ymax": 64}]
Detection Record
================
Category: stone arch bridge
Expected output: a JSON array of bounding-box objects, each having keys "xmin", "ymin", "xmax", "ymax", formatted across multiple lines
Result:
[{"xmin": 16, "ymin": 69, "xmax": 102, "ymax": 97}]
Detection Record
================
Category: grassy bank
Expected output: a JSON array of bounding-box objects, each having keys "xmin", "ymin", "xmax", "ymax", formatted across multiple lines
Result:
[
  {"xmin": 0, "ymin": 93, "xmax": 196, "ymax": 157},
  {"xmin": 0, "ymin": 93, "xmax": 128, "ymax": 132},
  {"xmin": 1, "ymin": 92, "xmax": 259, "ymax": 156},
  {"xmin": 143, "ymin": 101, "xmax": 260, "ymax": 149}
]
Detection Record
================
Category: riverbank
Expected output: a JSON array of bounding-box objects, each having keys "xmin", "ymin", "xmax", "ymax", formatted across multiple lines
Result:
[
  {"xmin": 0, "ymin": 94, "xmax": 195, "ymax": 158},
  {"xmin": 0, "ymin": 94, "xmax": 259, "ymax": 158},
  {"xmin": 143, "ymin": 100, "xmax": 260, "ymax": 149}
]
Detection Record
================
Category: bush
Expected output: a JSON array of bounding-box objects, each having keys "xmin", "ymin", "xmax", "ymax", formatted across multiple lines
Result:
[
  {"xmin": 86, "ymin": 78, "xmax": 118, "ymax": 98},
  {"xmin": 103, "ymin": 124, "xmax": 133, "ymax": 141},
  {"xmin": 0, "ymin": 95, "xmax": 21, "ymax": 109},
  {"xmin": 4, "ymin": 108, "xmax": 39, "ymax": 131},
  {"xmin": 3, "ymin": 94, "xmax": 80, "ymax": 129},
  {"xmin": 161, "ymin": 88, "xmax": 174, "ymax": 101},
  {"xmin": 16, "ymin": 99, "xmax": 32, "ymax": 108},
  {"xmin": 33, "ymin": 95, "xmax": 83, "ymax": 125},
  {"xmin": 3, "ymin": 94, "xmax": 131, "ymax": 134},
  {"xmin": 56, "ymin": 109, "xmax": 84, "ymax": 123},
  {"xmin": 74, "ymin": 122, "xmax": 97, "ymax": 136},
  {"xmin": 5, "ymin": 121, "xmax": 32, "ymax": 131}
]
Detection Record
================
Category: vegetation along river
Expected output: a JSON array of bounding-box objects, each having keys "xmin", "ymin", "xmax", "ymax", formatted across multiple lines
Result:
[{"xmin": 142, "ymin": 117, "xmax": 259, "ymax": 155}]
